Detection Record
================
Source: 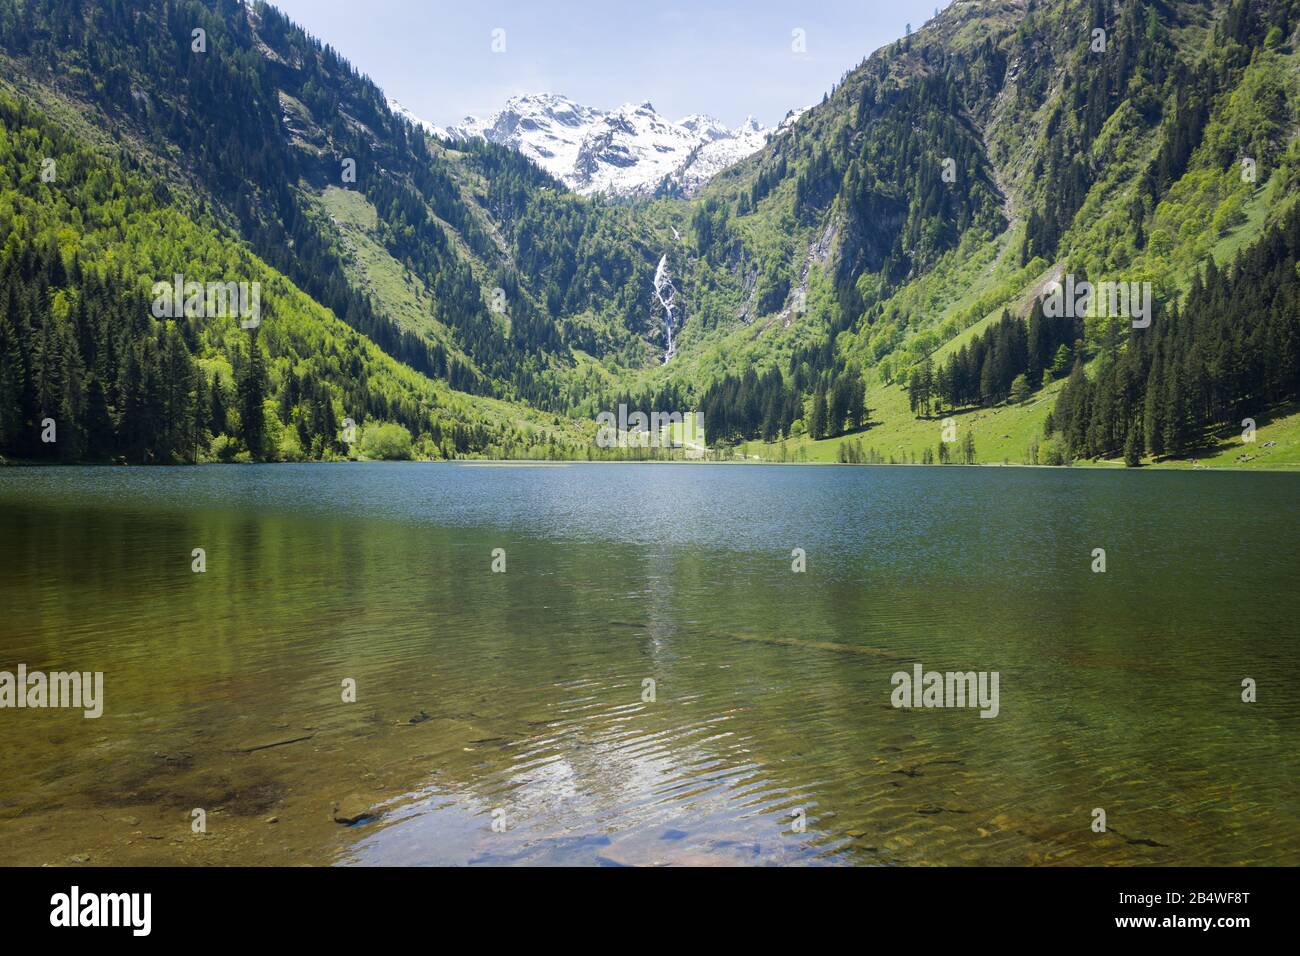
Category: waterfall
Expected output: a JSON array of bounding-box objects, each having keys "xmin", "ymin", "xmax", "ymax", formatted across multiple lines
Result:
[{"xmin": 653, "ymin": 253, "xmax": 679, "ymax": 363}]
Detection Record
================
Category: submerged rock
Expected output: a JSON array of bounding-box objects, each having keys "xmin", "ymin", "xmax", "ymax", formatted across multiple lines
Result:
[{"xmin": 332, "ymin": 796, "xmax": 378, "ymax": 825}]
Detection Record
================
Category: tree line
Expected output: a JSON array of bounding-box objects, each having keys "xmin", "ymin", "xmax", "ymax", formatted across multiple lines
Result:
[
  {"xmin": 0, "ymin": 88, "xmax": 561, "ymax": 463},
  {"xmin": 909, "ymin": 304, "xmax": 1082, "ymax": 417},
  {"xmin": 1048, "ymin": 202, "xmax": 1300, "ymax": 463},
  {"xmin": 701, "ymin": 363, "xmax": 866, "ymax": 445}
]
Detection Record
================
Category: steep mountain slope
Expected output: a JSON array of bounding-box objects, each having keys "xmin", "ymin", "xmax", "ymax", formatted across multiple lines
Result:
[
  {"xmin": 0, "ymin": 0, "xmax": 496, "ymax": 385},
  {"xmin": 621, "ymin": 0, "xmax": 1300, "ymax": 469},
  {"xmin": 0, "ymin": 84, "xmax": 583, "ymax": 463},
  {"xmin": 388, "ymin": 98, "xmax": 450, "ymax": 140},
  {"xmin": 0, "ymin": 0, "xmax": 690, "ymax": 417}
]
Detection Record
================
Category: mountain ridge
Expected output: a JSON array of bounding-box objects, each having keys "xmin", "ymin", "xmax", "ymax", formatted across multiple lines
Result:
[{"xmin": 406, "ymin": 91, "xmax": 782, "ymax": 198}]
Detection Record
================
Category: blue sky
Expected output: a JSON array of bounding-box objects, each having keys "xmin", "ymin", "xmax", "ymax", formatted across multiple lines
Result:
[{"xmin": 267, "ymin": 0, "xmax": 950, "ymax": 128}]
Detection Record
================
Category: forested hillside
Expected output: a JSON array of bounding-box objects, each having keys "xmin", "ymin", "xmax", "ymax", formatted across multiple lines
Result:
[
  {"xmin": 1051, "ymin": 201, "xmax": 1300, "ymax": 463},
  {"xmin": 0, "ymin": 85, "xmax": 583, "ymax": 462},
  {"xmin": 0, "ymin": 0, "xmax": 1298, "ymax": 467},
  {"xmin": 639, "ymin": 0, "xmax": 1300, "ymax": 469}
]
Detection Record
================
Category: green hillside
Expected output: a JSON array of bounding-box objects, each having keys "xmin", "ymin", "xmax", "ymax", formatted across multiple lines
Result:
[
  {"xmin": 1, "ymin": 0, "xmax": 1298, "ymax": 470},
  {"xmin": 0, "ymin": 85, "xmax": 585, "ymax": 463}
]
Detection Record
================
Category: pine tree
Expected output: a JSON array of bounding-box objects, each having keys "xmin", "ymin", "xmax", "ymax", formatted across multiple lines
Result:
[
  {"xmin": 82, "ymin": 375, "xmax": 115, "ymax": 461},
  {"xmin": 237, "ymin": 333, "xmax": 268, "ymax": 460},
  {"xmin": 0, "ymin": 309, "xmax": 24, "ymax": 451},
  {"xmin": 118, "ymin": 340, "xmax": 160, "ymax": 464},
  {"xmin": 809, "ymin": 383, "xmax": 828, "ymax": 440},
  {"xmin": 189, "ymin": 365, "xmax": 209, "ymax": 464},
  {"xmin": 1048, "ymin": 343, "xmax": 1073, "ymax": 380},
  {"xmin": 848, "ymin": 375, "xmax": 867, "ymax": 430},
  {"xmin": 1143, "ymin": 354, "xmax": 1165, "ymax": 456},
  {"xmin": 1123, "ymin": 420, "xmax": 1142, "ymax": 467},
  {"xmin": 1162, "ymin": 365, "xmax": 1188, "ymax": 458},
  {"xmin": 919, "ymin": 356, "xmax": 934, "ymax": 416},
  {"xmin": 159, "ymin": 323, "xmax": 195, "ymax": 461},
  {"xmin": 210, "ymin": 371, "xmax": 229, "ymax": 437}
]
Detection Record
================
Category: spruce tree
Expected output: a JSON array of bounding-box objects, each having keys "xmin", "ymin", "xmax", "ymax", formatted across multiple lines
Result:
[
  {"xmin": 210, "ymin": 371, "xmax": 229, "ymax": 437},
  {"xmin": 961, "ymin": 429, "xmax": 976, "ymax": 464},
  {"xmin": 1123, "ymin": 420, "xmax": 1142, "ymax": 467},
  {"xmin": 809, "ymin": 383, "xmax": 828, "ymax": 440},
  {"xmin": 237, "ymin": 332, "xmax": 268, "ymax": 460},
  {"xmin": 82, "ymin": 375, "xmax": 115, "ymax": 461},
  {"xmin": 1162, "ymin": 366, "xmax": 1188, "ymax": 458},
  {"xmin": 1143, "ymin": 355, "xmax": 1165, "ymax": 456},
  {"xmin": 0, "ymin": 309, "xmax": 23, "ymax": 450}
]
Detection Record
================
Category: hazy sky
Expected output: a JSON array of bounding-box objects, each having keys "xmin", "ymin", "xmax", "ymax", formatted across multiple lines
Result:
[{"xmin": 266, "ymin": 0, "xmax": 950, "ymax": 128}]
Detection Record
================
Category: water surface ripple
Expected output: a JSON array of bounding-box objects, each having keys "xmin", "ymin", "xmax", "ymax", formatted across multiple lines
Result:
[{"xmin": 0, "ymin": 463, "xmax": 1295, "ymax": 866}]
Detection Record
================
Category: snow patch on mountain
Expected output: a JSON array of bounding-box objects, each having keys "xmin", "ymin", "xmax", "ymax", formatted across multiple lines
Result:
[
  {"xmin": 391, "ymin": 93, "xmax": 778, "ymax": 197},
  {"xmin": 389, "ymin": 99, "xmax": 450, "ymax": 140}
]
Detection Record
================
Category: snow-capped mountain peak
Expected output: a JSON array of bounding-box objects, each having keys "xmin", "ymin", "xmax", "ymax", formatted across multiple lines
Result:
[
  {"xmin": 677, "ymin": 114, "xmax": 733, "ymax": 142},
  {"xmin": 388, "ymin": 93, "xmax": 775, "ymax": 198}
]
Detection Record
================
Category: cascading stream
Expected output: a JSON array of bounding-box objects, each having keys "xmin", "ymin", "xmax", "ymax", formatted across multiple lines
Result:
[{"xmin": 653, "ymin": 253, "xmax": 680, "ymax": 363}]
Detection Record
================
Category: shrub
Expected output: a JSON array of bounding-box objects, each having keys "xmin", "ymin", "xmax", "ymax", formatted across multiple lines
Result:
[
  {"xmin": 1041, "ymin": 438, "xmax": 1067, "ymax": 466},
  {"xmin": 359, "ymin": 421, "xmax": 414, "ymax": 460},
  {"xmin": 278, "ymin": 430, "xmax": 306, "ymax": 462},
  {"xmin": 210, "ymin": 434, "xmax": 239, "ymax": 463}
]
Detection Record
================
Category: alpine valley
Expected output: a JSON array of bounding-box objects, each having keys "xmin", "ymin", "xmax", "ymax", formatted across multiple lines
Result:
[{"xmin": 1, "ymin": 0, "xmax": 1299, "ymax": 470}]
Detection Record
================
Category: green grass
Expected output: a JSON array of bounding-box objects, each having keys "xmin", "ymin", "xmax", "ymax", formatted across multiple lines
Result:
[
  {"xmin": 737, "ymin": 374, "xmax": 1063, "ymax": 465},
  {"xmin": 739, "ymin": 393, "xmax": 1300, "ymax": 471},
  {"xmin": 316, "ymin": 187, "xmax": 474, "ymax": 361},
  {"xmin": 1093, "ymin": 402, "xmax": 1300, "ymax": 471}
]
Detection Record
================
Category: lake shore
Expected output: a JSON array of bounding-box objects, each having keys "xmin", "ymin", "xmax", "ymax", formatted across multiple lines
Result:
[{"xmin": 3, "ymin": 455, "xmax": 1297, "ymax": 472}]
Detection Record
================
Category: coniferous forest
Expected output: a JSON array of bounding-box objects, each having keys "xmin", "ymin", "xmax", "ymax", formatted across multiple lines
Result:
[
  {"xmin": 0, "ymin": 0, "xmax": 1298, "ymax": 468},
  {"xmin": 1050, "ymin": 202, "xmax": 1300, "ymax": 462}
]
